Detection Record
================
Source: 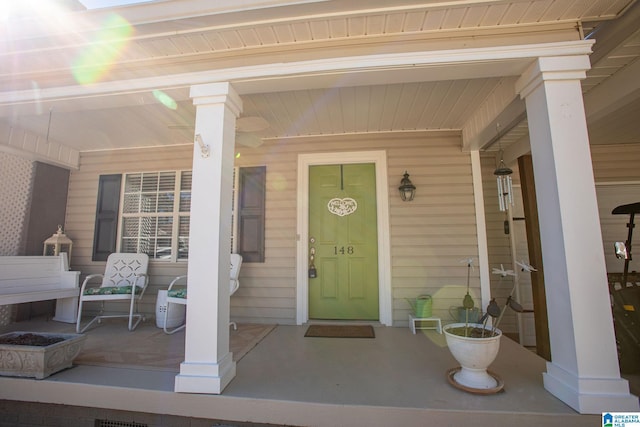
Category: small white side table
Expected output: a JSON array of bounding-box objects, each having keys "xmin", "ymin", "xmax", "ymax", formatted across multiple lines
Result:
[
  {"xmin": 409, "ymin": 314, "xmax": 442, "ymax": 334},
  {"xmin": 155, "ymin": 290, "xmax": 186, "ymax": 329}
]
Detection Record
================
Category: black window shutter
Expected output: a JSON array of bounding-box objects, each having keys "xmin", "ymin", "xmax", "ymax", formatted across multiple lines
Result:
[
  {"xmin": 92, "ymin": 174, "xmax": 122, "ymax": 261},
  {"xmin": 238, "ymin": 166, "xmax": 266, "ymax": 263}
]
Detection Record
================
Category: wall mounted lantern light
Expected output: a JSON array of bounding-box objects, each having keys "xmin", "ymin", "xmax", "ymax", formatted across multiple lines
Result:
[
  {"xmin": 398, "ymin": 171, "xmax": 416, "ymax": 202},
  {"xmin": 494, "ymin": 152, "xmax": 513, "ymax": 211}
]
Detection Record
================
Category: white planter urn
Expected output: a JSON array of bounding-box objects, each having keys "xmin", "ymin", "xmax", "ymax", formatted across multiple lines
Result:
[{"xmin": 443, "ymin": 323, "xmax": 502, "ymax": 390}]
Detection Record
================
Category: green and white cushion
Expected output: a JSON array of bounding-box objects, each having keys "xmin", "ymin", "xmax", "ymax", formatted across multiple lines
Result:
[
  {"xmin": 83, "ymin": 286, "xmax": 143, "ymax": 296},
  {"xmin": 168, "ymin": 288, "xmax": 187, "ymax": 299}
]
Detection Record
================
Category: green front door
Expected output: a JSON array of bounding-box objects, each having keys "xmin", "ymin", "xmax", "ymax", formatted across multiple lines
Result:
[{"xmin": 308, "ymin": 163, "xmax": 379, "ymax": 320}]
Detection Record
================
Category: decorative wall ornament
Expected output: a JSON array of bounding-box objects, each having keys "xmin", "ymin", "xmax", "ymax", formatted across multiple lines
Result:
[{"xmin": 327, "ymin": 198, "xmax": 358, "ymax": 217}]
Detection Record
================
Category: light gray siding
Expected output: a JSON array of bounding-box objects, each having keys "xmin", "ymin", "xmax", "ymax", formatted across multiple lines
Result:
[
  {"xmin": 592, "ymin": 143, "xmax": 640, "ymax": 276},
  {"xmin": 66, "ymin": 146, "xmax": 194, "ymax": 318},
  {"xmin": 63, "ymin": 138, "xmax": 640, "ymax": 332},
  {"xmin": 591, "ymin": 144, "xmax": 640, "ymax": 183},
  {"xmin": 236, "ymin": 131, "xmax": 480, "ymax": 326},
  {"xmin": 481, "ymin": 143, "xmax": 640, "ymax": 342},
  {"xmin": 66, "ymin": 131, "xmax": 481, "ymax": 326}
]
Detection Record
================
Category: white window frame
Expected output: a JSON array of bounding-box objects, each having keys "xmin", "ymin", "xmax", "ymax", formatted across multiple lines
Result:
[
  {"xmin": 231, "ymin": 166, "xmax": 239, "ymax": 254},
  {"xmin": 117, "ymin": 170, "xmax": 191, "ymax": 262}
]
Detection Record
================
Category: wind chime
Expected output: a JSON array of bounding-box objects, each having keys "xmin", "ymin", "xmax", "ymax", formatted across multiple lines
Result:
[{"xmin": 494, "ymin": 150, "xmax": 514, "ymax": 212}]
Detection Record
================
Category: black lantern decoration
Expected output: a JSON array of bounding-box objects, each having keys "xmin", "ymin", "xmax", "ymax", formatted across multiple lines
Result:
[
  {"xmin": 398, "ymin": 171, "xmax": 416, "ymax": 202},
  {"xmin": 494, "ymin": 152, "xmax": 513, "ymax": 211}
]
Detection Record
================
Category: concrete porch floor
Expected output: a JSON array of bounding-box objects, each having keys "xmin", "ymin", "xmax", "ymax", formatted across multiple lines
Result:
[{"xmin": 0, "ymin": 318, "xmax": 629, "ymax": 426}]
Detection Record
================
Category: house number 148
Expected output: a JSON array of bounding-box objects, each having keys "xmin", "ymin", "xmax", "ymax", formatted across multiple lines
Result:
[{"xmin": 334, "ymin": 246, "xmax": 354, "ymax": 255}]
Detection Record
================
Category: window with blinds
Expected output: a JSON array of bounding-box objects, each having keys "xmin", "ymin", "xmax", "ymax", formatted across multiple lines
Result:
[
  {"xmin": 94, "ymin": 167, "xmax": 263, "ymax": 262},
  {"xmin": 120, "ymin": 171, "xmax": 191, "ymax": 261}
]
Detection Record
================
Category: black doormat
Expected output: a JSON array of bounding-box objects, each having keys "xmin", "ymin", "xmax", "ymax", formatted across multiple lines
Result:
[{"xmin": 304, "ymin": 324, "xmax": 375, "ymax": 338}]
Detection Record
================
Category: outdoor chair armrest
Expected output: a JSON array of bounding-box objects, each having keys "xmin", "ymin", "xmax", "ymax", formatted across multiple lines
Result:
[
  {"xmin": 230, "ymin": 278, "xmax": 239, "ymax": 295},
  {"xmin": 135, "ymin": 273, "xmax": 150, "ymax": 299},
  {"xmin": 167, "ymin": 275, "xmax": 187, "ymax": 291},
  {"xmin": 79, "ymin": 273, "xmax": 105, "ymax": 293}
]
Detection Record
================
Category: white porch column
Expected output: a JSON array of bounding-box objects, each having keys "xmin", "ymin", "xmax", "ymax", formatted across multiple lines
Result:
[
  {"xmin": 174, "ymin": 82, "xmax": 242, "ymax": 394},
  {"xmin": 515, "ymin": 57, "xmax": 639, "ymax": 413}
]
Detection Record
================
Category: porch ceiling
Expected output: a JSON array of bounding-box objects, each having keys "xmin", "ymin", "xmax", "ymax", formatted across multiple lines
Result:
[{"xmin": 0, "ymin": 0, "xmax": 639, "ymax": 157}]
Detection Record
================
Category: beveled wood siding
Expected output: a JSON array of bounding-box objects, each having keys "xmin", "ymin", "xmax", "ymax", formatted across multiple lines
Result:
[
  {"xmin": 591, "ymin": 144, "xmax": 640, "ymax": 183},
  {"xmin": 591, "ymin": 143, "xmax": 640, "ymax": 275},
  {"xmin": 66, "ymin": 146, "xmax": 194, "ymax": 318},
  {"xmin": 234, "ymin": 131, "xmax": 481, "ymax": 326},
  {"xmin": 66, "ymin": 132, "xmax": 481, "ymax": 326},
  {"xmin": 480, "ymin": 143, "xmax": 640, "ymax": 340},
  {"xmin": 66, "ymin": 140, "xmax": 638, "ymax": 330}
]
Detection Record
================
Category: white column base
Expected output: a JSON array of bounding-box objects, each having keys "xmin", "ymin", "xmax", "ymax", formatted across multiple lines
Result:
[
  {"xmin": 174, "ymin": 352, "xmax": 236, "ymax": 394},
  {"xmin": 543, "ymin": 362, "xmax": 640, "ymax": 414}
]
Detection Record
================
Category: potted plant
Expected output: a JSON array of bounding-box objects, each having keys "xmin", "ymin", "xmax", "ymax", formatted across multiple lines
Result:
[
  {"xmin": 443, "ymin": 259, "xmax": 533, "ymax": 393},
  {"xmin": 0, "ymin": 331, "xmax": 86, "ymax": 379}
]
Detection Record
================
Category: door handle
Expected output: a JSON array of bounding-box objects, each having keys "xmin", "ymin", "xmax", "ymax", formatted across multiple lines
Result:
[{"xmin": 309, "ymin": 238, "xmax": 317, "ymax": 278}]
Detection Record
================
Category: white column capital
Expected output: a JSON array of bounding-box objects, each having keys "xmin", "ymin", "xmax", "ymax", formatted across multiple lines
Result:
[
  {"xmin": 516, "ymin": 53, "xmax": 593, "ymax": 99},
  {"xmin": 190, "ymin": 82, "xmax": 243, "ymax": 117}
]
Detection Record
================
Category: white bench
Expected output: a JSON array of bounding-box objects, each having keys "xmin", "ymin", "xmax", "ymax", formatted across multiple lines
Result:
[{"xmin": 0, "ymin": 254, "xmax": 80, "ymax": 323}]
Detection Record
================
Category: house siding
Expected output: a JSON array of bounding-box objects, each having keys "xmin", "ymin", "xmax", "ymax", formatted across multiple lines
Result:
[
  {"xmin": 591, "ymin": 144, "xmax": 640, "ymax": 183},
  {"xmin": 66, "ymin": 146, "xmax": 195, "ymax": 318},
  {"xmin": 39, "ymin": 140, "xmax": 640, "ymax": 332},
  {"xmin": 591, "ymin": 143, "xmax": 640, "ymax": 276},
  {"xmin": 236, "ymin": 132, "xmax": 480, "ymax": 326},
  {"xmin": 481, "ymin": 143, "xmax": 640, "ymax": 342},
  {"xmin": 66, "ymin": 131, "xmax": 481, "ymax": 326}
]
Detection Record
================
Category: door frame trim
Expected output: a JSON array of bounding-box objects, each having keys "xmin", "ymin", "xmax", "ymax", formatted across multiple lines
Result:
[{"xmin": 296, "ymin": 151, "xmax": 392, "ymax": 326}]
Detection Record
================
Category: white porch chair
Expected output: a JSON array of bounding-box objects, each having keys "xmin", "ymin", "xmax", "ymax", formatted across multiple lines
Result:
[
  {"xmin": 76, "ymin": 253, "xmax": 150, "ymax": 333},
  {"xmin": 163, "ymin": 253, "xmax": 242, "ymax": 334}
]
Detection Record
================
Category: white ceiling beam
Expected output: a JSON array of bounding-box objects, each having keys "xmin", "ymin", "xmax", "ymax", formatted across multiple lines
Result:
[
  {"xmin": 0, "ymin": 121, "xmax": 80, "ymax": 169},
  {"xmin": 586, "ymin": 0, "xmax": 640, "ymax": 65},
  {"xmin": 0, "ymin": 40, "xmax": 595, "ymax": 112},
  {"xmin": 464, "ymin": 38, "xmax": 597, "ymax": 152},
  {"xmin": 462, "ymin": 93, "xmax": 525, "ymax": 152},
  {"xmin": 1, "ymin": 0, "xmax": 571, "ymax": 42},
  {"xmin": 502, "ymin": 134, "xmax": 531, "ymax": 166},
  {"xmin": 584, "ymin": 58, "xmax": 640, "ymax": 123}
]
